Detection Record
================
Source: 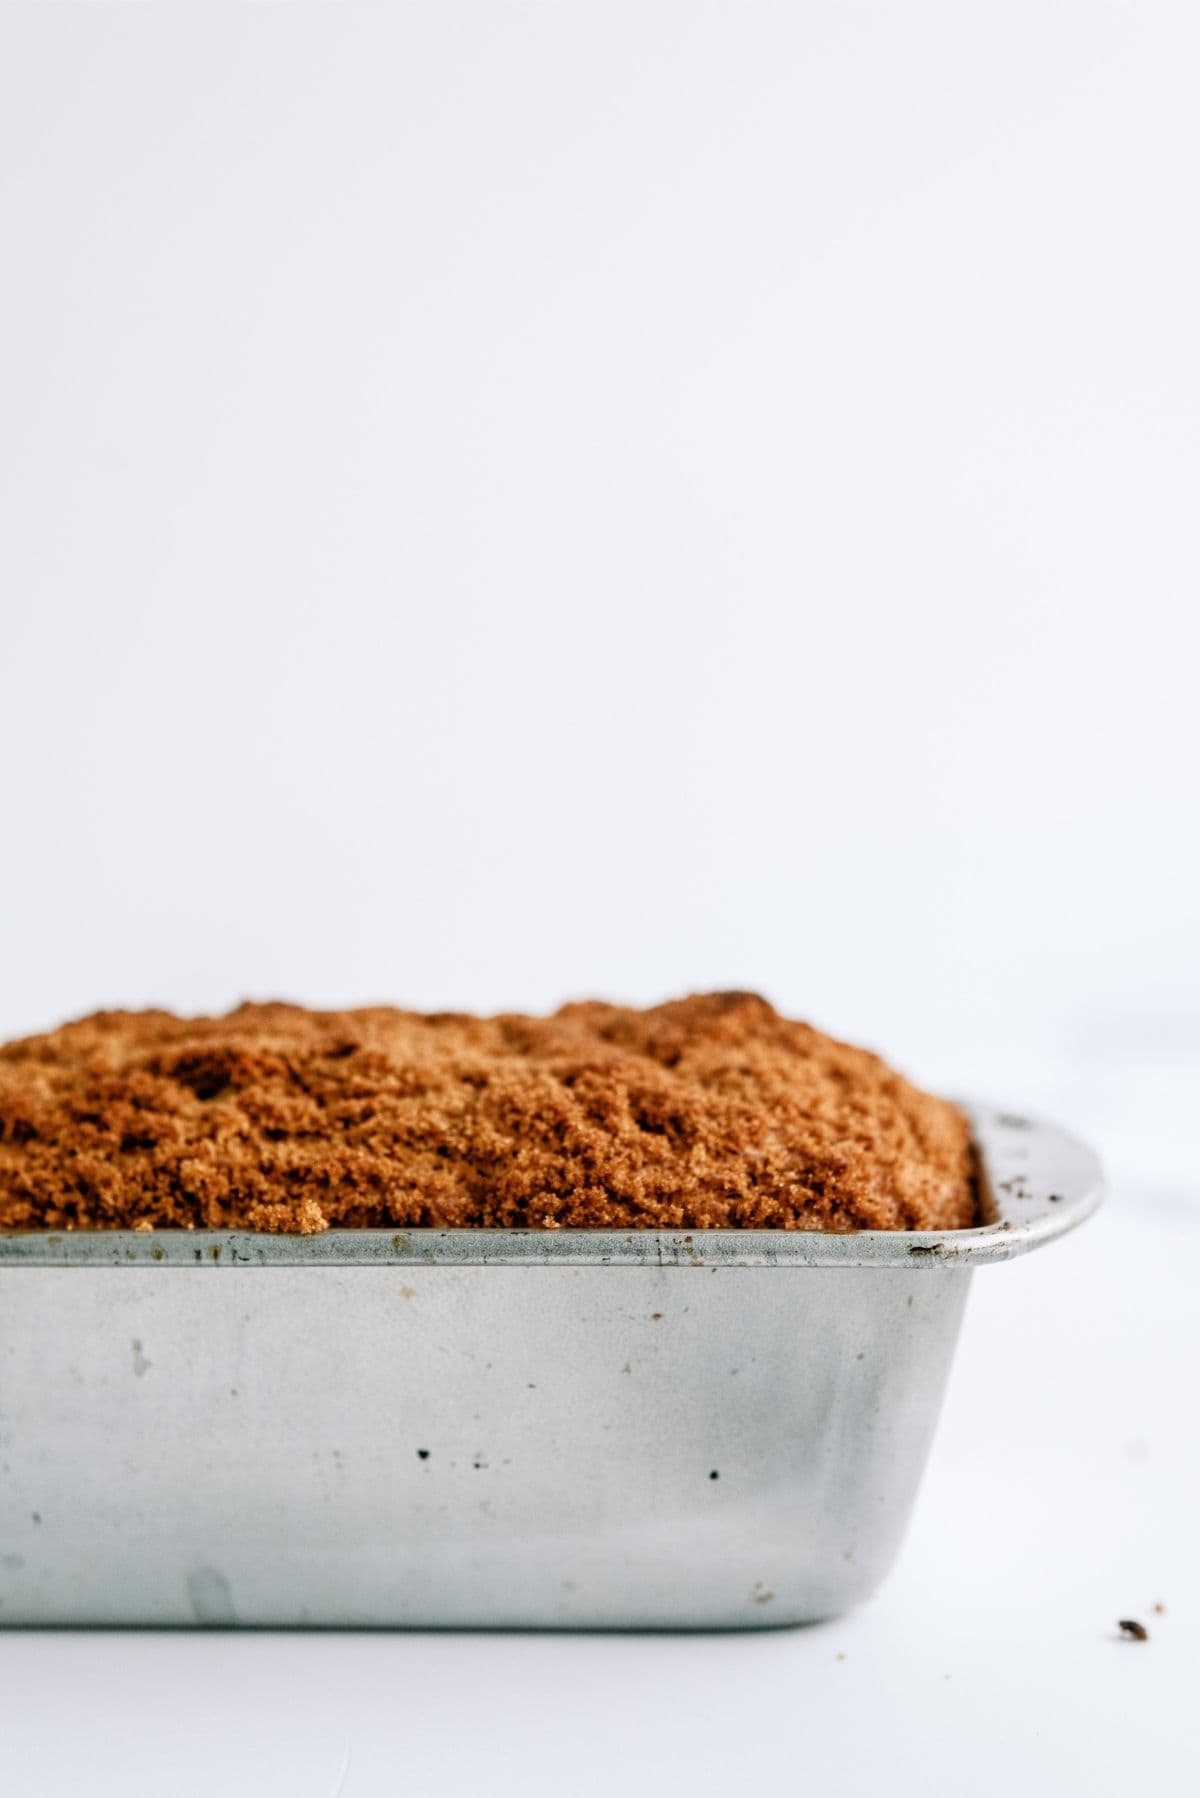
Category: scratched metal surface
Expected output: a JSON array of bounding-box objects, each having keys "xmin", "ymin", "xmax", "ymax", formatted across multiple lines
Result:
[{"xmin": 0, "ymin": 1109, "xmax": 1101, "ymax": 1628}]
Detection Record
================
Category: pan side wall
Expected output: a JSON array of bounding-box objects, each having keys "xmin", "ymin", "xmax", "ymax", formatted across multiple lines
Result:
[{"xmin": 0, "ymin": 1263, "xmax": 970, "ymax": 1628}]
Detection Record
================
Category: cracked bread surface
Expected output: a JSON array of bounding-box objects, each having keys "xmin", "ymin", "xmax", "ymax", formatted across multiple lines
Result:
[{"xmin": 0, "ymin": 992, "xmax": 975, "ymax": 1234}]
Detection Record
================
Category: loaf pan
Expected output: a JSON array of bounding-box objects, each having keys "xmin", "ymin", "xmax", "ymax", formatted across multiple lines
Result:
[{"xmin": 0, "ymin": 1103, "xmax": 1101, "ymax": 1629}]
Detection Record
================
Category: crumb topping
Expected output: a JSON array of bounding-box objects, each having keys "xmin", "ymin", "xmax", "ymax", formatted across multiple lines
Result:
[{"xmin": 0, "ymin": 992, "xmax": 975, "ymax": 1234}]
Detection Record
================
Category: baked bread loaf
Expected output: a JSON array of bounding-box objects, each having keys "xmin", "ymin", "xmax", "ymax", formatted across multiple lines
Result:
[{"xmin": 0, "ymin": 992, "xmax": 975, "ymax": 1234}]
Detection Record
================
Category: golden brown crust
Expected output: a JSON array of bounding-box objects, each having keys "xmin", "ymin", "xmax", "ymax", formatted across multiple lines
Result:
[{"xmin": 0, "ymin": 992, "xmax": 975, "ymax": 1234}]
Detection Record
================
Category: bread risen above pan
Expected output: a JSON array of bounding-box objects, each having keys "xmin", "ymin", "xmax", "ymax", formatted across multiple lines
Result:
[{"xmin": 0, "ymin": 992, "xmax": 975, "ymax": 1234}]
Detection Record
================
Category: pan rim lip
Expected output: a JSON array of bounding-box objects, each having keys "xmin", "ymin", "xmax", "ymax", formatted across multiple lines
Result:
[{"xmin": 0, "ymin": 1102, "xmax": 1103, "ymax": 1269}]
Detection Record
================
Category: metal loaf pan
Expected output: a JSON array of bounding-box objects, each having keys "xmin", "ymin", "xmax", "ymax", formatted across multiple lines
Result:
[{"xmin": 0, "ymin": 1104, "xmax": 1101, "ymax": 1630}]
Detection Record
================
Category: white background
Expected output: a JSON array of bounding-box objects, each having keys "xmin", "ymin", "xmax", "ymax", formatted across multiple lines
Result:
[{"xmin": 0, "ymin": 6, "xmax": 1196, "ymax": 1794}]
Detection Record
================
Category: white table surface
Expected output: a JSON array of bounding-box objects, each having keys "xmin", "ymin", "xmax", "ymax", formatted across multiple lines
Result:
[{"xmin": 2, "ymin": 1065, "xmax": 1195, "ymax": 1798}]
